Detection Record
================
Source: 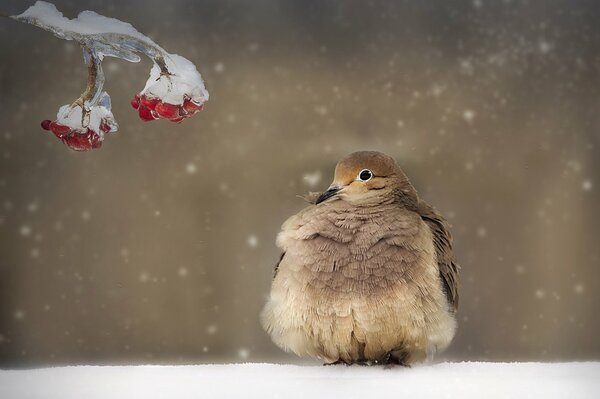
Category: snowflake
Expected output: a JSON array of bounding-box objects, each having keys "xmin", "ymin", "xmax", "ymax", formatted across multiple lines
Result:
[
  {"xmin": 303, "ymin": 171, "xmax": 322, "ymax": 188},
  {"xmin": 178, "ymin": 267, "xmax": 189, "ymax": 277},
  {"xmin": 81, "ymin": 210, "xmax": 91, "ymax": 221},
  {"xmin": 582, "ymin": 179, "xmax": 592, "ymax": 191},
  {"xmin": 463, "ymin": 109, "xmax": 476, "ymax": 123},
  {"xmin": 238, "ymin": 348, "xmax": 250, "ymax": 359},
  {"xmin": 247, "ymin": 235, "xmax": 259, "ymax": 248},
  {"xmin": 186, "ymin": 163, "xmax": 198, "ymax": 174},
  {"xmin": 535, "ymin": 289, "xmax": 546, "ymax": 299},
  {"xmin": 214, "ymin": 62, "xmax": 225, "ymax": 73},
  {"xmin": 206, "ymin": 324, "xmax": 218, "ymax": 335},
  {"xmin": 538, "ymin": 40, "xmax": 552, "ymax": 54}
]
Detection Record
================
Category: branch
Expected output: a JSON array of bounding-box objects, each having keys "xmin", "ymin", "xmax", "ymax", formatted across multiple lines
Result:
[{"xmin": 7, "ymin": 1, "xmax": 209, "ymax": 151}]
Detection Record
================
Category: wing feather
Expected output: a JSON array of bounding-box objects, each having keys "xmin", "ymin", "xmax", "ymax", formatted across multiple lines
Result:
[{"xmin": 418, "ymin": 200, "xmax": 460, "ymax": 312}]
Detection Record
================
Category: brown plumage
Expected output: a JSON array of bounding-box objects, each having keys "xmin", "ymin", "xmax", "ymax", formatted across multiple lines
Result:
[{"xmin": 261, "ymin": 151, "xmax": 460, "ymax": 366}]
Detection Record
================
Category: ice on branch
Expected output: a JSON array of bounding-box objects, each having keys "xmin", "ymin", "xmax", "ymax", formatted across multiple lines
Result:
[{"xmin": 12, "ymin": 1, "xmax": 209, "ymax": 151}]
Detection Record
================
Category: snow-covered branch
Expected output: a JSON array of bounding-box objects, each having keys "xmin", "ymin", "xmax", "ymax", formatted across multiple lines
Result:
[{"xmin": 10, "ymin": 1, "xmax": 209, "ymax": 151}]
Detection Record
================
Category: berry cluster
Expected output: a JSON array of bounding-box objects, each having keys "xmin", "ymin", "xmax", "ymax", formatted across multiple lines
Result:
[
  {"xmin": 40, "ymin": 118, "xmax": 113, "ymax": 151},
  {"xmin": 131, "ymin": 94, "xmax": 204, "ymax": 123}
]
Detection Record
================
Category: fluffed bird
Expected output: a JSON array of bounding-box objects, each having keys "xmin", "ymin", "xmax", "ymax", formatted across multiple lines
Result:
[{"xmin": 261, "ymin": 151, "xmax": 460, "ymax": 366}]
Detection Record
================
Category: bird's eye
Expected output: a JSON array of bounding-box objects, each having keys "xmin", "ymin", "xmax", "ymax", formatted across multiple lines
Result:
[{"xmin": 358, "ymin": 169, "xmax": 373, "ymax": 181}]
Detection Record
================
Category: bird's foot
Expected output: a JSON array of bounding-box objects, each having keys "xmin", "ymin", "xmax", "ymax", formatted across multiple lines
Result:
[
  {"xmin": 323, "ymin": 359, "xmax": 351, "ymax": 366},
  {"xmin": 380, "ymin": 352, "xmax": 411, "ymax": 368}
]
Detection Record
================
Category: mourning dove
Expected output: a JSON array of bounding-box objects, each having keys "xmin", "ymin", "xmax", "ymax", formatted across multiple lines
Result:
[{"xmin": 261, "ymin": 151, "xmax": 460, "ymax": 366}]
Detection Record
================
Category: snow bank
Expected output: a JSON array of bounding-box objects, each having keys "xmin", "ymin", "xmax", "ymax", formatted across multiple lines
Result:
[{"xmin": 1, "ymin": 362, "xmax": 598, "ymax": 399}]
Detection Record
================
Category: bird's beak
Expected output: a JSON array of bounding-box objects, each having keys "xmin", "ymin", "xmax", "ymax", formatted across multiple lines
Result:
[{"xmin": 315, "ymin": 184, "xmax": 341, "ymax": 204}]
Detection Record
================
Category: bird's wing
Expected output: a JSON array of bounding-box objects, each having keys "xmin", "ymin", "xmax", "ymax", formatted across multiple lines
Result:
[
  {"xmin": 417, "ymin": 200, "xmax": 460, "ymax": 312},
  {"xmin": 272, "ymin": 252, "xmax": 286, "ymax": 279}
]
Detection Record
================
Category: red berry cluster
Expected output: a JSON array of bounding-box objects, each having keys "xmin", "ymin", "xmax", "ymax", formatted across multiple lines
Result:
[
  {"xmin": 40, "ymin": 119, "xmax": 107, "ymax": 151},
  {"xmin": 131, "ymin": 94, "xmax": 204, "ymax": 123}
]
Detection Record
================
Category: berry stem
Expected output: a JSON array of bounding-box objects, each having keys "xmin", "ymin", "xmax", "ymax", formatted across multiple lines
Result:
[
  {"xmin": 72, "ymin": 47, "xmax": 104, "ymax": 126},
  {"xmin": 79, "ymin": 49, "xmax": 102, "ymax": 105}
]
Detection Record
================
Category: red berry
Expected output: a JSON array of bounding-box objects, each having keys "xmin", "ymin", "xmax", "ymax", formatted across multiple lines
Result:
[
  {"xmin": 41, "ymin": 120, "xmax": 52, "ymax": 130},
  {"xmin": 63, "ymin": 132, "xmax": 88, "ymax": 151},
  {"xmin": 89, "ymin": 131, "xmax": 102, "ymax": 149},
  {"xmin": 182, "ymin": 99, "xmax": 202, "ymax": 114},
  {"xmin": 155, "ymin": 102, "xmax": 180, "ymax": 120},
  {"xmin": 62, "ymin": 129, "xmax": 102, "ymax": 151},
  {"xmin": 100, "ymin": 119, "xmax": 112, "ymax": 133},
  {"xmin": 49, "ymin": 122, "xmax": 71, "ymax": 138},
  {"xmin": 183, "ymin": 98, "xmax": 198, "ymax": 114},
  {"xmin": 171, "ymin": 116, "xmax": 185, "ymax": 123},
  {"xmin": 138, "ymin": 105, "xmax": 156, "ymax": 122},
  {"xmin": 141, "ymin": 96, "xmax": 159, "ymax": 110},
  {"xmin": 130, "ymin": 95, "xmax": 140, "ymax": 109}
]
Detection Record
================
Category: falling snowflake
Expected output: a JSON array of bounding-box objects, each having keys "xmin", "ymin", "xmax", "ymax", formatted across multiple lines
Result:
[
  {"xmin": 178, "ymin": 267, "xmax": 189, "ymax": 277},
  {"xmin": 247, "ymin": 235, "xmax": 259, "ymax": 248},
  {"xmin": 214, "ymin": 62, "xmax": 225, "ymax": 73},
  {"xmin": 81, "ymin": 210, "xmax": 91, "ymax": 221},
  {"xmin": 538, "ymin": 40, "xmax": 552, "ymax": 54},
  {"xmin": 238, "ymin": 348, "xmax": 250, "ymax": 359},
  {"xmin": 206, "ymin": 324, "xmax": 218, "ymax": 335},
  {"xmin": 186, "ymin": 163, "xmax": 198, "ymax": 174},
  {"xmin": 303, "ymin": 171, "xmax": 322, "ymax": 188},
  {"xmin": 535, "ymin": 289, "xmax": 546, "ymax": 299},
  {"xmin": 581, "ymin": 179, "xmax": 592, "ymax": 191},
  {"xmin": 463, "ymin": 109, "xmax": 476, "ymax": 123}
]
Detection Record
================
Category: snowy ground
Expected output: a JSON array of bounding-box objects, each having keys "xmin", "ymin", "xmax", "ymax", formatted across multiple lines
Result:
[{"xmin": 1, "ymin": 362, "xmax": 598, "ymax": 399}]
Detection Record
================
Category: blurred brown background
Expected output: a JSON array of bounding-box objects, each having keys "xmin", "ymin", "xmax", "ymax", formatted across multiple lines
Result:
[{"xmin": 0, "ymin": 0, "xmax": 599, "ymax": 367}]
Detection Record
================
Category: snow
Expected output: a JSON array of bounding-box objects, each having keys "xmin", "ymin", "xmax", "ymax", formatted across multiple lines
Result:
[
  {"xmin": 142, "ymin": 54, "xmax": 209, "ymax": 105},
  {"xmin": 56, "ymin": 92, "xmax": 116, "ymax": 135},
  {"xmin": 0, "ymin": 362, "xmax": 598, "ymax": 399},
  {"xmin": 14, "ymin": 1, "xmax": 156, "ymax": 47}
]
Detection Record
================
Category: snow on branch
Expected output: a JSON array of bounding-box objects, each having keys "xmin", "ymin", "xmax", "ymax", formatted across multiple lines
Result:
[{"xmin": 10, "ymin": 1, "xmax": 209, "ymax": 151}]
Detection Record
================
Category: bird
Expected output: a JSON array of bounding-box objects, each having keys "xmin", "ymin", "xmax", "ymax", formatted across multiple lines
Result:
[{"xmin": 260, "ymin": 150, "xmax": 460, "ymax": 366}]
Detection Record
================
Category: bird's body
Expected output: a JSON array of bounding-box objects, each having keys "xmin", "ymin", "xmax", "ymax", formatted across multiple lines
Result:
[{"xmin": 261, "ymin": 151, "xmax": 459, "ymax": 366}]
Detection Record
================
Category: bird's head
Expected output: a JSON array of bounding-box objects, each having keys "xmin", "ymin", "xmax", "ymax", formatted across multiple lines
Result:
[{"xmin": 315, "ymin": 151, "xmax": 418, "ymax": 208}]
